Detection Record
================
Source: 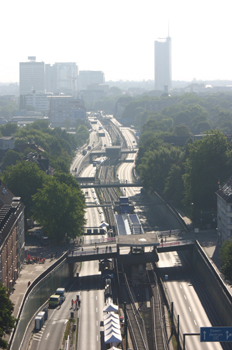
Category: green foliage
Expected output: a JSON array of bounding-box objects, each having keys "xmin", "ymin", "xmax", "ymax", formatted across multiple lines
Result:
[
  {"xmin": 220, "ymin": 240, "xmax": 232, "ymax": 284},
  {"xmin": 164, "ymin": 165, "xmax": 184, "ymax": 206},
  {"xmin": 172, "ymin": 125, "xmax": 192, "ymax": 137},
  {"xmin": 0, "ymin": 101, "xmax": 17, "ymax": 120},
  {"xmin": 32, "ymin": 176, "xmax": 85, "ymax": 242},
  {"xmin": 76, "ymin": 125, "xmax": 89, "ymax": 145},
  {"xmin": 183, "ymin": 130, "xmax": 231, "ymax": 215},
  {"xmin": 1, "ymin": 150, "xmax": 22, "ymax": 170},
  {"xmin": 0, "ymin": 283, "xmax": 17, "ymax": 348},
  {"xmin": 94, "ymin": 95, "xmax": 123, "ymax": 114},
  {"xmin": 137, "ymin": 145, "xmax": 181, "ymax": 193},
  {"xmin": 0, "ymin": 122, "xmax": 19, "ymax": 136},
  {"xmin": 3, "ymin": 161, "xmax": 45, "ymax": 216}
]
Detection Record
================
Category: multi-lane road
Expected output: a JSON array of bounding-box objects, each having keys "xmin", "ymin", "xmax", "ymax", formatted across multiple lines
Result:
[{"xmin": 29, "ymin": 115, "xmax": 225, "ymax": 350}]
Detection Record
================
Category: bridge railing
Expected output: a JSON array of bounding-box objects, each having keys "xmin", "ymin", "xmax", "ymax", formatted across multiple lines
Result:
[
  {"xmin": 83, "ymin": 237, "xmax": 116, "ymax": 245},
  {"xmin": 68, "ymin": 246, "xmax": 117, "ymax": 257}
]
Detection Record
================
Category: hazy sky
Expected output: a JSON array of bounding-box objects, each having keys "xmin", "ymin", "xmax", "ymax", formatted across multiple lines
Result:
[{"xmin": 1, "ymin": 0, "xmax": 231, "ymax": 83}]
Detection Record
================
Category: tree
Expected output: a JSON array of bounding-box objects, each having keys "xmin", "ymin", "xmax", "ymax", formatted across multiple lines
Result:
[
  {"xmin": 3, "ymin": 161, "xmax": 45, "ymax": 217},
  {"xmin": 137, "ymin": 146, "xmax": 181, "ymax": 193},
  {"xmin": 32, "ymin": 177, "xmax": 86, "ymax": 242},
  {"xmin": 220, "ymin": 240, "xmax": 232, "ymax": 284},
  {"xmin": 1, "ymin": 150, "xmax": 22, "ymax": 170},
  {"xmin": 0, "ymin": 122, "xmax": 19, "ymax": 136},
  {"xmin": 172, "ymin": 124, "xmax": 192, "ymax": 137},
  {"xmin": 164, "ymin": 164, "xmax": 184, "ymax": 205},
  {"xmin": 183, "ymin": 130, "xmax": 231, "ymax": 220},
  {"xmin": 0, "ymin": 283, "xmax": 17, "ymax": 348}
]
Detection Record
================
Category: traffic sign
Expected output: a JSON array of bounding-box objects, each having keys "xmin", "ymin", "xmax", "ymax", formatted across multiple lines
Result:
[{"xmin": 200, "ymin": 327, "xmax": 232, "ymax": 342}]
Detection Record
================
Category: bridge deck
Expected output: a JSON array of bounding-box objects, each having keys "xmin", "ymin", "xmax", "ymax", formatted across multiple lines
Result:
[{"xmin": 67, "ymin": 240, "xmax": 195, "ymax": 263}]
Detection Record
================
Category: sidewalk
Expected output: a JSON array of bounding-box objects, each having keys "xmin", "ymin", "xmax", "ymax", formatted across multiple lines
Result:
[
  {"xmin": 10, "ymin": 258, "xmax": 57, "ymax": 318},
  {"xmin": 10, "ymin": 237, "xmax": 69, "ymax": 318}
]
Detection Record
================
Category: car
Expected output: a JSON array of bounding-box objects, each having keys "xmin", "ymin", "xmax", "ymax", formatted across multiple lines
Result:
[{"xmin": 40, "ymin": 236, "xmax": 49, "ymax": 245}]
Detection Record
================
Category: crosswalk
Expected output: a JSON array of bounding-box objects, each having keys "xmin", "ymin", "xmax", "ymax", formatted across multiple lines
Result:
[{"xmin": 32, "ymin": 325, "xmax": 46, "ymax": 342}]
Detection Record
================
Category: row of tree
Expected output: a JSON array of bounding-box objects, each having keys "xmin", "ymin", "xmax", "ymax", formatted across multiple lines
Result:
[
  {"xmin": 3, "ymin": 162, "xmax": 86, "ymax": 241},
  {"xmin": 121, "ymin": 93, "xmax": 232, "ymax": 134},
  {"xmin": 0, "ymin": 119, "xmax": 87, "ymax": 238},
  {"xmin": 136, "ymin": 128, "xmax": 232, "ymax": 227},
  {"xmin": 0, "ymin": 120, "xmax": 89, "ymax": 173},
  {"xmin": 0, "ymin": 119, "xmax": 88, "ymax": 347}
]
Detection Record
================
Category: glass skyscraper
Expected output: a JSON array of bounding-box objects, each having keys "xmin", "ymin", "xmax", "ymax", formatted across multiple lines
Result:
[{"xmin": 154, "ymin": 36, "xmax": 172, "ymax": 91}]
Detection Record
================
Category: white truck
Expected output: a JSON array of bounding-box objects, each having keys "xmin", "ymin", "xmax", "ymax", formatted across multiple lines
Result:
[{"xmin": 55, "ymin": 288, "xmax": 66, "ymax": 303}]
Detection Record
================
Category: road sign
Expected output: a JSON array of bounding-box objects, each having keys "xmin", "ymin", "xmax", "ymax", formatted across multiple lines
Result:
[{"xmin": 200, "ymin": 327, "xmax": 232, "ymax": 342}]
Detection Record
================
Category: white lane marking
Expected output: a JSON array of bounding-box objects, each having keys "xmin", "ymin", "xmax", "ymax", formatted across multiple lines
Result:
[
  {"xmin": 194, "ymin": 320, "xmax": 197, "ymax": 325},
  {"xmin": 96, "ymin": 307, "xmax": 98, "ymax": 312},
  {"xmin": 45, "ymin": 333, "xmax": 50, "ymax": 340},
  {"xmin": 96, "ymin": 296, "xmax": 98, "ymax": 300},
  {"xmin": 189, "ymin": 307, "xmax": 192, "ymax": 312},
  {"xmin": 179, "ymin": 285, "xmax": 182, "ymax": 289},
  {"xmin": 184, "ymin": 295, "xmax": 187, "ymax": 300}
]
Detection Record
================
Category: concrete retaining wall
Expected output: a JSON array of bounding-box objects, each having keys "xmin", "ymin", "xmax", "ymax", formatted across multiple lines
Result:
[
  {"xmin": 10, "ymin": 254, "xmax": 70, "ymax": 350},
  {"xmin": 192, "ymin": 241, "xmax": 232, "ymax": 325}
]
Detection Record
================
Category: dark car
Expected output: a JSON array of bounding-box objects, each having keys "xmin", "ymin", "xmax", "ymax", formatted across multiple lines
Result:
[{"xmin": 40, "ymin": 236, "xmax": 49, "ymax": 245}]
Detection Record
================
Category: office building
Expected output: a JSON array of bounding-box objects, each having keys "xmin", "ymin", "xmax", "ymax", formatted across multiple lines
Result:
[
  {"xmin": 79, "ymin": 71, "xmax": 105, "ymax": 90},
  {"xmin": 45, "ymin": 62, "xmax": 78, "ymax": 96},
  {"xmin": 49, "ymin": 96, "xmax": 85, "ymax": 127},
  {"xmin": 24, "ymin": 90, "xmax": 53, "ymax": 111},
  {"xmin": 154, "ymin": 36, "xmax": 172, "ymax": 91},
  {"xmin": 20, "ymin": 57, "xmax": 45, "ymax": 95}
]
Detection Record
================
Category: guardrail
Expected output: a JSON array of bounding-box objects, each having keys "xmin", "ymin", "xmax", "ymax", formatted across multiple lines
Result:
[{"xmin": 68, "ymin": 246, "xmax": 117, "ymax": 257}]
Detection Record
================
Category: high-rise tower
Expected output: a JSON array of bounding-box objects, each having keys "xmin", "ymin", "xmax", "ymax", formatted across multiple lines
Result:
[
  {"xmin": 19, "ymin": 57, "xmax": 45, "ymax": 95},
  {"xmin": 154, "ymin": 36, "xmax": 172, "ymax": 91}
]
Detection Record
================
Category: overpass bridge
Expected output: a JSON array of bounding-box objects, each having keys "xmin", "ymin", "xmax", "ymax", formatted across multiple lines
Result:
[
  {"xmin": 77, "ymin": 179, "xmax": 142, "ymax": 189},
  {"xmin": 67, "ymin": 236, "xmax": 195, "ymax": 264}
]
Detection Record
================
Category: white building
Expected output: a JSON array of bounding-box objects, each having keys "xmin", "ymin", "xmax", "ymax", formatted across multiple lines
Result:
[
  {"xmin": 216, "ymin": 176, "xmax": 232, "ymax": 244},
  {"xmin": 154, "ymin": 36, "xmax": 172, "ymax": 91},
  {"xmin": 24, "ymin": 90, "xmax": 53, "ymax": 111},
  {"xmin": 20, "ymin": 57, "xmax": 45, "ymax": 95},
  {"xmin": 79, "ymin": 71, "xmax": 105, "ymax": 90},
  {"xmin": 45, "ymin": 62, "xmax": 78, "ymax": 96}
]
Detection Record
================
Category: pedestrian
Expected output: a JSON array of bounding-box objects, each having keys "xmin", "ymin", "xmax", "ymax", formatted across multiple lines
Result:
[
  {"xmin": 59, "ymin": 299, "xmax": 62, "ymax": 308},
  {"xmin": 71, "ymin": 299, "xmax": 73, "ymax": 309},
  {"xmin": 75, "ymin": 299, "xmax": 78, "ymax": 310},
  {"xmin": 72, "ymin": 250, "xmax": 74, "ymax": 256}
]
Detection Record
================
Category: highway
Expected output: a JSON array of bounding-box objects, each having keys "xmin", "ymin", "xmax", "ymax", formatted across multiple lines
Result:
[
  {"xmin": 29, "ymin": 115, "xmax": 225, "ymax": 350},
  {"xmin": 77, "ymin": 116, "xmax": 111, "ymax": 350},
  {"xmin": 158, "ymin": 251, "xmax": 223, "ymax": 350},
  {"xmin": 113, "ymin": 122, "xmax": 223, "ymax": 350}
]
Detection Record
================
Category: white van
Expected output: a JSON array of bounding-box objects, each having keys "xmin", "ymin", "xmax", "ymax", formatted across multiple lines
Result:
[{"xmin": 55, "ymin": 288, "xmax": 66, "ymax": 303}]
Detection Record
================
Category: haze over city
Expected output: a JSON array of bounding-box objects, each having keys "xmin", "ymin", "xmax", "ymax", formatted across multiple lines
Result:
[{"xmin": 1, "ymin": 0, "xmax": 232, "ymax": 83}]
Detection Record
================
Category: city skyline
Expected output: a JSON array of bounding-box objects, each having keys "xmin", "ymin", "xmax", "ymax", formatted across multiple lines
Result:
[{"xmin": 0, "ymin": 0, "xmax": 231, "ymax": 83}]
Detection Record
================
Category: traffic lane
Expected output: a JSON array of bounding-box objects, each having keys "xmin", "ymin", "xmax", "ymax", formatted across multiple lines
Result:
[
  {"xmin": 78, "ymin": 260, "xmax": 105, "ymax": 350},
  {"xmin": 29, "ymin": 278, "xmax": 81, "ymax": 350},
  {"xmin": 158, "ymin": 252, "xmax": 222, "ymax": 350}
]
